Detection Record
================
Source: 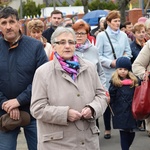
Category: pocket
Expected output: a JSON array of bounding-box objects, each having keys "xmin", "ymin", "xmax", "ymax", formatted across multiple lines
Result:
[
  {"xmin": 42, "ymin": 131, "xmax": 63, "ymax": 142},
  {"xmin": 90, "ymin": 126, "xmax": 100, "ymax": 134}
]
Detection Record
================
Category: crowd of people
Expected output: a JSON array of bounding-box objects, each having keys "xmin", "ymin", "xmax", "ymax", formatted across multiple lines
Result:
[{"xmin": 0, "ymin": 6, "xmax": 150, "ymax": 150}]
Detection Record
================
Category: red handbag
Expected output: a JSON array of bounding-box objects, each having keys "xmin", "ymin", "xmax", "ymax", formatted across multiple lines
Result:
[{"xmin": 132, "ymin": 79, "xmax": 150, "ymax": 120}]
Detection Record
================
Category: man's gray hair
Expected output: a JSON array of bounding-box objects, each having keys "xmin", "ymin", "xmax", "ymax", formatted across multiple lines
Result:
[{"xmin": 51, "ymin": 27, "xmax": 76, "ymax": 44}]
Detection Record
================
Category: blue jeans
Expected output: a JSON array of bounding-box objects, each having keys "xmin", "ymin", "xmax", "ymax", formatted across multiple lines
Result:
[{"xmin": 0, "ymin": 118, "xmax": 37, "ymax": 150}]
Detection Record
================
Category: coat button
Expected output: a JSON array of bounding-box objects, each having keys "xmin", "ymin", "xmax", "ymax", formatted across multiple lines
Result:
[
  {"xmin": 51, "ymin": 137, "xmax": 53, "ymax": 140},
  {"xmin": 77, "ymin": 94, "xmax": 80, "ymax": 97},
  {"xmin": 81, "ymin": 142, "xmax": 84, "ymax": 145}
]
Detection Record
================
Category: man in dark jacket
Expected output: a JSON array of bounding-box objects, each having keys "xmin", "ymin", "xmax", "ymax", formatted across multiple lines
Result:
[
  {"xmin": 42, "ymin": 9, "xmax": 64, "ymax": 43},
  {"xmin": 0, "ymin": 7, "xmax": 48, "ymax": 150}
]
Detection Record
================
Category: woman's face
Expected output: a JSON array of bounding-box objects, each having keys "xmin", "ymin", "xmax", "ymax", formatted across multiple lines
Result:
[
  {"xmin": 30, "ymin": 29, "xmax": 42, "ymax": 40},
  {"xmin": 100, "ymin": 20, "xmax": 105, "ymax": 30},
  {"xmin": 134, "ymin": 27, "xmax": 146, "ymax": 41},
  {"xmin": 107, "ymin": 18, "xmax": 120, "ymax": 31},
  {"xmin": 75, "ymin": 28, "xmax": 87, "ymax": 44},
  {"xmin": 52, "ymin": 32, "xmax": 76, "ymax": 60}
]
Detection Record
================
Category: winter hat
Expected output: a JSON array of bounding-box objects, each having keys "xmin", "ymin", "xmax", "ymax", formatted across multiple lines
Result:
[
  {"xmin": 138, "ymin": 17, "xmax": 147, "ymax": 24},
  {"xmin": 116, "ymin": 57, "xmax": 131, "ymax": 71}
]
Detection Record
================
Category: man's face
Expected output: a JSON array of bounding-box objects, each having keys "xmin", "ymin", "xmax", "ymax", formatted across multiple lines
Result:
[
  {"xmin": 126, "ymin": 24, "xmax": 133, "ymax": 33},
  {"xmin": 0, "ymin": 15, "xmax": 20, "ymax": 42},
  {"xmin": 50, "ymin": 14, "xmax": 63, "ymax": 27}
]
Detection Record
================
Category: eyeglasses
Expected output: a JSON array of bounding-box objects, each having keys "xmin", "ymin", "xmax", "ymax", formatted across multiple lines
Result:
[
  {"xmin": 75, "ymin": 32, "xmax": 87, "ymax": 36},
  {"xmin": 54, "ymin": 40, "xmax": 76, "ymax": 45}
]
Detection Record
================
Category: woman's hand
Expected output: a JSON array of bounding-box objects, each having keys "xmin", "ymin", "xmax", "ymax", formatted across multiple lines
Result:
[
  {"xmin": 143, "ymin": 71, "xmax": 150, "ymax": 81},
  {"xmin": 67, "ymin": 109, "xmax": 82, "ymax": 122},
  {"xmin": 110, "ymin": 60, "xmax": 116, "ymax": 68},
  {"xmin": 81, "ymin": 106, "xmax": 94, "ymax": 119}
]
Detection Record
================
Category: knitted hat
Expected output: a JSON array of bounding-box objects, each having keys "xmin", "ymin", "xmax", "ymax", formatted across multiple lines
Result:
[
  {"xmin": 116, "ymin": 57, "xmax": 131, "ymax": 71},
  {"xmin": 138, "ymin": 17, "xmax": 147, "ymax": 24}
]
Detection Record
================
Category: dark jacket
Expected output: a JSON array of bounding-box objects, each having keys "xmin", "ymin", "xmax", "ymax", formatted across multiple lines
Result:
[
  {"xmin": 130, "ymin": 40, "xmax": 142, "ymax": 64},
  {"xmin": 0, "ymin": 35, "xmax": 48, "ymax": 116},
  {"xmin": 109, "ymin": 81, "xmax": 137, "ymax": 130},
  {"xmin": 42, "ymin": 27, "xmax": 55, "ymax": 43}
]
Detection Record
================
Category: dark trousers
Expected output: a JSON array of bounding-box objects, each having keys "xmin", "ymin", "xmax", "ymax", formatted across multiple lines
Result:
[
  {"xmin": 137, "ymin": 120, "xmax": 145, "ymax": 128},
  {"xmin": 103, "ymin": 106, "xmax": 111, "ymax": 130},
  {"xmin": 120, "ymin": 130, "xmax": 135, "ymax": 150}
]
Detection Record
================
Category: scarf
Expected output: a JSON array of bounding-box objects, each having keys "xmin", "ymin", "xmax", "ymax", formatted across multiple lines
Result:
[
  {"xmin": 136, "ymin": 38, "xmax": 146, "ymax": 47},
  {"xmin": 75, "ymin": 39, "xmax": 91, "ymax": 52},
  {"xmin": 107, "ymin": 26, "xmax": 120, "ymax": 35},
  {"xmin": 54, "ymin": 52, "xmax": 80, "ymax": 81},
  {"xmin": 121, "ymin": 79, "xmax": 133, "ymax": 85}
]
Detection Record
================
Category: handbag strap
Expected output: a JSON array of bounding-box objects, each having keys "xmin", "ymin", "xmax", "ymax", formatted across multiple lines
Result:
[{"xmin": 105, "ymin": 31, "xmax": 117, "ymax": 59}]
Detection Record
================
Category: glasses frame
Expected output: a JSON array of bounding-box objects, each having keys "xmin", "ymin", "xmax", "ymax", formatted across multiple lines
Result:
[
  {"xmin": 54, "ymin": 40, "xmax": 76, "ymax": 46},
  {"xmin": 75, "ymin": 32, "xmax": 87, "ymax": 36}
]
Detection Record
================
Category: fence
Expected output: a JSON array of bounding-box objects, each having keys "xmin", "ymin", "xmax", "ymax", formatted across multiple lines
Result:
[{"xmin": 20, "ymin": 13, "xmax": 84, "ymax": 35}]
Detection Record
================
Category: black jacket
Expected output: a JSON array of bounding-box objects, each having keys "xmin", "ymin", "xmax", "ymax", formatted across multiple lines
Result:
[
  {"xmin": 42, "ymin": 27, "xmax": 55, "ymax": 43},
  {"xmin": 109, "ymin": 81, "xmax": 137, "ymax": 130},
  {"xmin": 0, "ymin": 35, "xmax": 48, "ymax": 116},
  {"xmin": 130, "ymin": 40, "xmax": 142, "ymax": 64}
]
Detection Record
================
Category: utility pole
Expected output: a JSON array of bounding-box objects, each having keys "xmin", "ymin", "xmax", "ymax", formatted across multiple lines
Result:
[
  {"xmin": 53, "ymin": 0, "xmax": 56, "ymax": 10},
  {"xmin": 139, "ymin": 0, "xmax": 144, "ymax": 14},
  {"xmin": 45, "ymin": 0, "xmax": 48, "ymax": 7}
]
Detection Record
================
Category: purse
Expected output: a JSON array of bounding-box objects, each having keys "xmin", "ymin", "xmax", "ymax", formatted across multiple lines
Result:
[
  {"xmin": 105, "ymin": 31, "xmax": 117, "ymax": 59},
  {"xmin": 132, "ymin": 77, "xmax": 150, "ymax": 120}
]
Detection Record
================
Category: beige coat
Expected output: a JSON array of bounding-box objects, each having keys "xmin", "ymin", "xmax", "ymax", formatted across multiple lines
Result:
[
  {"xmin": 30, "ymin": 56, "xmax": 107, "ymax": 150},
  {"xmin": 132, "ymin": 40, "xmax": 150, "ymax": 131}
]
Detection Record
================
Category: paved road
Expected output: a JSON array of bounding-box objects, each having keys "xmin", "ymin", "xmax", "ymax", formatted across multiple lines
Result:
[{"xmin": 17, "ymin": 117, "xmax": 150, "ymax": 150}]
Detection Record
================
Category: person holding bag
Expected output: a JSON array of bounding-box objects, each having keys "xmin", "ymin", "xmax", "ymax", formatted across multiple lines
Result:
[
  {"xmin": 109, "ymin": 57, "xmax": 138, "ymax": 150},
  {"xmin": 96, "ymin": 10, "xmax": 132, "ymax": 139},
  {"xmin": 132, "ymin": 41, "xmax": 150, "ymax": 137}
]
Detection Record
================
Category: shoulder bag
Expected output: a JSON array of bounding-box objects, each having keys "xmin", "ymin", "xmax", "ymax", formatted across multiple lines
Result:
[
  {"xmin": 105, "ymin": 31, "xmax": 117, "ymax": 59},
  {"xmin": 132, "ymin": 73, "xmax": 150, "ymax": 120}
]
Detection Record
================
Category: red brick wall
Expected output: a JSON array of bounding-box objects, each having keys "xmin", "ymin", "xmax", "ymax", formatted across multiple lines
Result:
[{"xmin": 128, "ymin": 8, "xmax": 143, "ymax": 25}]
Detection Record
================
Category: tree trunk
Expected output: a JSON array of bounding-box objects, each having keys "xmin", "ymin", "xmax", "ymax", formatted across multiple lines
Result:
[
  {"xmin": 81, "ymin": 0, "xmax": 89, "ymax": 14},
  {"xmin": 118, "ymin": 0, "xmax": 131, "ymax": 24}
]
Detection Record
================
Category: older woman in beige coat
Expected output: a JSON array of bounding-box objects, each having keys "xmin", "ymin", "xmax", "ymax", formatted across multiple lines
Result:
[
  {"xmin": 30, "ymin": 27, "xmax": 108, "ymax": 150},
  {"xmin": 132, "ymin": 40, "xmax": 150, "ymax": 137}
]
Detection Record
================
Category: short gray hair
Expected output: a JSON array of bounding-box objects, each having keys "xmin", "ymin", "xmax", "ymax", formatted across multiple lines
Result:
[{"xmin": 51, "ymin": 27, "xmax": 76, "ymax": 44}]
